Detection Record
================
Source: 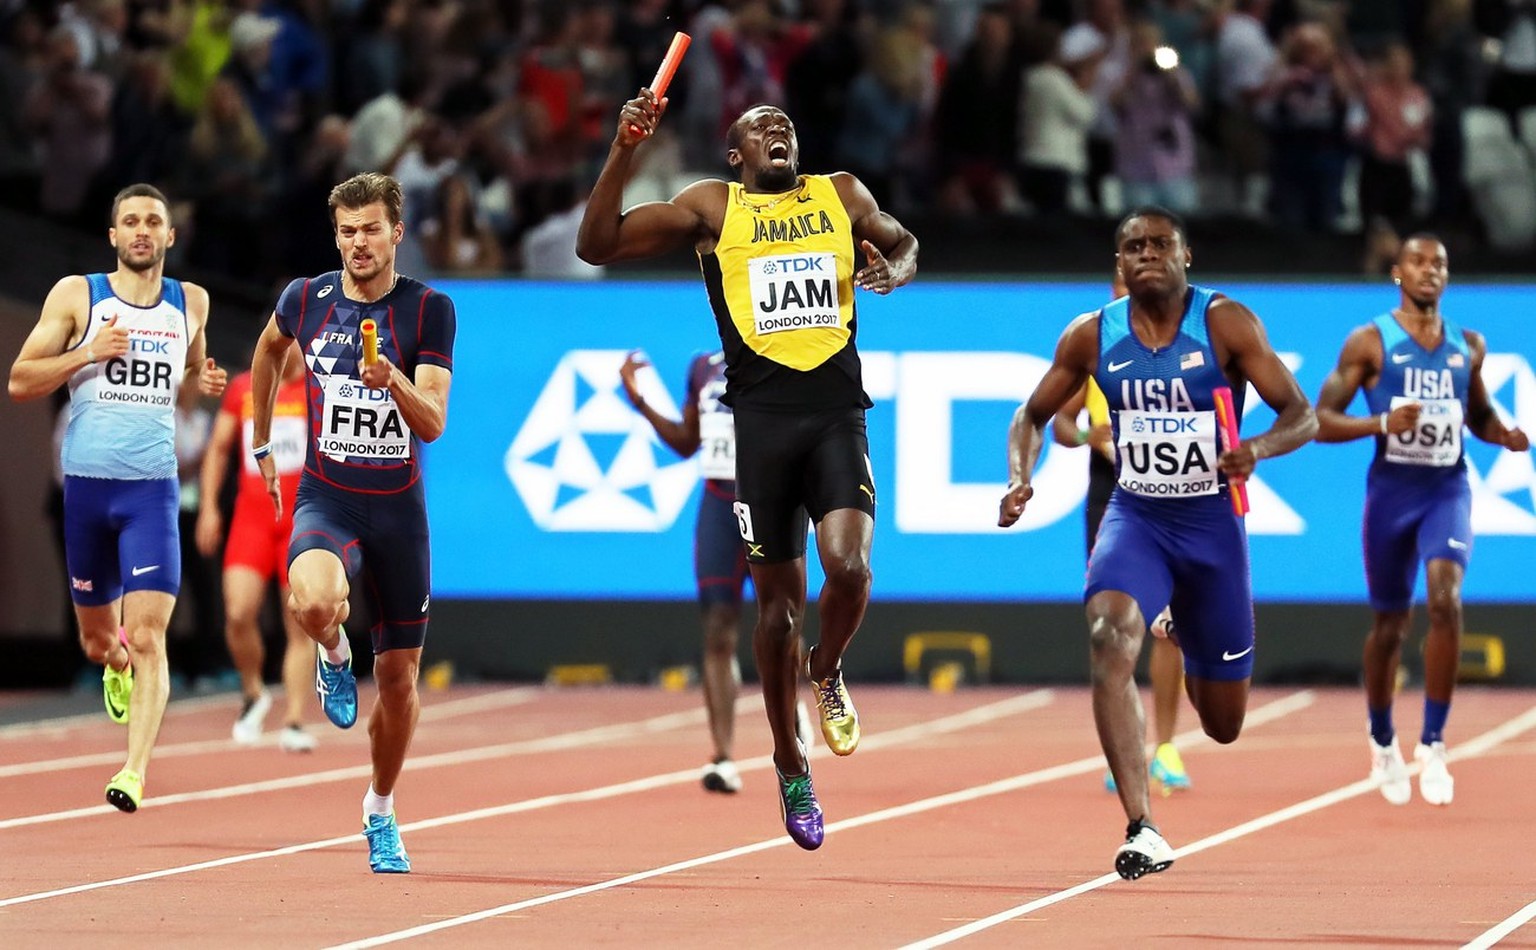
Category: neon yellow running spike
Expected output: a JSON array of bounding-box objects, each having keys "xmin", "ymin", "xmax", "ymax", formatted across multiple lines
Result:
[
  {"xmin": 1151, "ymin": 742, "xmax": 1191, "ymax": 792},
  {"xmin": 106, "ymin": 768, "xmax": 143, "ymax": 813},
  {"xmin": 103, "ymin": 662, "xmax": 133, "ymax": 725}
]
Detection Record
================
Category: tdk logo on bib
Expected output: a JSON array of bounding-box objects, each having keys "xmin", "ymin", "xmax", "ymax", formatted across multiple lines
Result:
[
  {"xmin": 506, "ymin": 351, "xmax": 699, "ymax": 531},
  {"xmin": 761, "ymin": 256, "xmax": 826, "ymax": 275}
]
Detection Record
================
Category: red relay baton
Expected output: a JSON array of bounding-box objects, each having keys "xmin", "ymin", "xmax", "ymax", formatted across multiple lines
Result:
[
  {"xmin": 1213, "ymin": 386, "xmax": 1249, "ymax": 517},
  {"xmin": 629, "ymin": 32, "xmax": 691, "ymax": 135}
]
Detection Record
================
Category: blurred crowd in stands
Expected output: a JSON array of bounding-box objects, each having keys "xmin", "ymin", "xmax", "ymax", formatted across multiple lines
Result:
[{"xmin": 2, "ymin": 0, "xmax": 1535, "ymax": 286}]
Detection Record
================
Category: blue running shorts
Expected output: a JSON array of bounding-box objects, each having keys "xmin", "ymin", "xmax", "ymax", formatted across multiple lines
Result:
[
  {"xmin": 1086, "ymin": 491, "xmax": 1255, "ymax": 682},
  {"xmin": 1363, "ymin": 466, "xmax": 1472, "ymax": 613},
  {"xmin": 289, "ymin": 475, "xmax": 431, "ymax": 653},
  {"xmin": 696, "ymin": 481, "xmax": 749, "ymax": 607},
  {"xmin": 63, "ymin": 476, "xmax": 181, "ymax": 606}
]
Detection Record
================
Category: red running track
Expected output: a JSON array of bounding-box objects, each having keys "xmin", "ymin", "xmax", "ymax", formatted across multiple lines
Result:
[{"xmin": 1, "ymin": 682, "xmax": 1534, "ymax": 948}]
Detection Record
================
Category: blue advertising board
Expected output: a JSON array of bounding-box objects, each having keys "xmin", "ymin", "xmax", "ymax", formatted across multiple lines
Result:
[{"xmin": 425, "ymin": 279, "xmax": 1535, "ymax": 602}]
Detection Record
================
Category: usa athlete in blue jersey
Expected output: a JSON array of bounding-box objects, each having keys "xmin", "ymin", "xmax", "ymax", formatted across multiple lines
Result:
[
  {"xmin": 8, "ymin": 184, "xmax": 227, "ymax": 813},
  {"xmin": 999, "ymin": 209, "xmax": 1317, "ymax": 881},
  {"xmin": 1315, "ymin": 234, "xmax": 1527, "ymax": 808},
  {"xmin": 249, "ymin": 173, "xmax": 456, "ymax": 873}
]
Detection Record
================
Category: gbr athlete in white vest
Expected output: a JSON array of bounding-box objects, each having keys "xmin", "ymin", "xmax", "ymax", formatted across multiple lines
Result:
[
  {"xmin": 999, "ymin": 208, "xmax": 1317, "ymax": 881},
  {"xmin": 578, "ymin": 96, "xmax": 918, "ymax": 851},
  {"xmin": 1315, "ymin": 234, "xmax": 1527, "ymax": 809},
  {"xmin": 8, "ymin": 183, "xmax": 227, "ymax": 813}
]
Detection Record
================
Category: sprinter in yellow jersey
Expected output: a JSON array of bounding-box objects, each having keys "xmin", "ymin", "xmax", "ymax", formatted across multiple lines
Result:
[{"xmin": 578, "ymin": 96, "xmax": 918, "ymax": 851}]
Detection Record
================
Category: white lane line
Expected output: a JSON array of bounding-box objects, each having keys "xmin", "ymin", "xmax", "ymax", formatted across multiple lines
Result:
[
  {"xmin": 1463, "ymin": 899, "xmax": 1536, "ymax": 949},
  {"xmin": 0, "ymin": 688, "xmax": 540, "ymax": 779},
  {"xmin": 899, "ymin": 704, "xmax": 1536, "ymax": 949},
  {"xmin": 324, "ymin": 690, "xmax": 1308, "ymax": 950},
  {"xmin": 0, "ymin": 693, "xmax": 236, "ymax": 739},
  {"xmin": 0, "ymin": 691, "xmax": 1055, "ymax": 908},
  {"xmin": 0, "ymin": 700, "xmax": 721, "ymax": 830}
]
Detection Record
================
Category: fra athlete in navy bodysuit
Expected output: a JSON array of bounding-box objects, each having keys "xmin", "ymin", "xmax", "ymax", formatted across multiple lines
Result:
[{"xmin": 249, "ymin": 172, "xmax": 455, "ymax": 874}]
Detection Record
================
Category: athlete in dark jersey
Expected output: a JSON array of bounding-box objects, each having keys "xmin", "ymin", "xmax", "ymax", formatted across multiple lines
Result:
[
  {"xmin": 579, "ymin": 95, "xmax": 918, "ymax": 850},
  {"xmin": 620, "ymin": 348, "xmax": 815, "ymax": 796},
  {"xmin": 1000, "ymin": 208, "xmax": 1316, "ymax": 880},
  {"xmin": 1315, "ymin": 234, "xmax": 1527, "ymax": 807},
  {"xmin": 249, "ymin": 172, "xmax": 456, "ymax": 873}
]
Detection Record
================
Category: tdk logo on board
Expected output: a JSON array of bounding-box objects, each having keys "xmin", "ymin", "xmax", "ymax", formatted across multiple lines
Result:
[
  {"xmin": 1470, "ymin": 353, "xmax": 1536, "ymax": 534},
  {"xmin": 505, "ymin": 351, "xmax": 699, "ymax": 531}
]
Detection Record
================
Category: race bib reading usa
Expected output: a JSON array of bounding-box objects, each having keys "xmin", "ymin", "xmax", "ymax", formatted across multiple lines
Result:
[
  {"xmin": 1116, "ymin": 409, "xmax": 1220, "ymax": 497},
  {"xmin": 1385, "ymin": 396, "xmax": 1463, "ymax": 467},
  {"xmin": 318, "ymin": 377, "xmax": 410, "ymax": 462},
  {"xmin": 747, "ymin": 252, "xmax": 841, "ymax": 335},
  {"xmin": 698, "ymin": 411, "xmax": 736, "ymax": 480}
]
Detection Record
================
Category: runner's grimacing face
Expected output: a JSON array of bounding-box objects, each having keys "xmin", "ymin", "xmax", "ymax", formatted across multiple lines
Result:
[
  {"xmin": 334, "ymin": 202, "xmax": 401, "ymax": 284},
  {"xmin": 733, "ymin": 107, "xmax": 799, "ymax": 191},
  {"xmin": 112, "ymin": 197, "xmax": 174, "ymax": 272},
  {"xmin": 1117, "ymin": 217, "xmax": 1188, "ymax": 297},
  {"xmin": 1393, "ymin": 238, "xmax": 1448, "ymax": 308}
]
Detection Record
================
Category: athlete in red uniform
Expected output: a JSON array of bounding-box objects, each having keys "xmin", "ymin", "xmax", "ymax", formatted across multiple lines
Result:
[{"xmin": 196, "ymin": 341, "xmax": 316, "ymax": 751}]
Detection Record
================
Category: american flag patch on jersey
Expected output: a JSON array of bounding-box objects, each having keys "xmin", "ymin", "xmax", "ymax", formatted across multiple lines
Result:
[
  {"xmin": 1180, "ymin": 351, "xmax": 1205, "ymax": 370},
  {"xmin": 1447, "ymin": 353, "xmax": 1465, "ymax": 367}
]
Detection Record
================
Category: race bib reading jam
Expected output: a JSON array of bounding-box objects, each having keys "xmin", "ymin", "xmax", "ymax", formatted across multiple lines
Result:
[
  {"xmin": 1385, "ymin": 396, "xmax": 1463, "ymax": 467},
  {"xmin": 1116, "ymin": 409, "xmax": 1220, "ymax": 497},
  {"xmin": 318, "ymin": 377, "xmax": 410, "ymax": 461},
  {"xmin": 747, "ymin": 252, "xmax": 841, "ymax": 335}
]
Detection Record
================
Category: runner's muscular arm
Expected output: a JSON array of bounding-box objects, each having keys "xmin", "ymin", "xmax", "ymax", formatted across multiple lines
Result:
[
  {"xmin": 576, "ymin": 91, "xmax": 715, "ymax": 264},
  {"xmin": 1464, "ymin": 330, "xmax": 1529, "ymax": 451},
  {"xmin": 619, "ymin": 351, "xmax": 700, "ymax": 457},
  {"xmin": 833, "ymin": 172, "xmax": 917, "ymax": 295},
  {"xmin": 378, "ymin": 363, "xmax": 451, "ymax": 443},
  {"xmin": 8, "ymin": 275, "xmax": 118, "ymax": 401},
  {"xmin": 181, "ymin": 281, "xmax": 226, "ymax": 397},
  {"xmin": 1314, "ymin": 325, "xmax": 1403, "ymax": 442},
  {"xmin": 1211, "ymin": 298, "xmax": 1317, "ymax": 477},
  {"xmin": 999, "ymin": 314, "xmax": 1097, "ymax": 526},
  {"xmin": 250, "ymin": 315, "xmax": 290, "ymax": 516},
  {"xmin": 195, "ymin": 404, "xmax": 239, "ymax": 556},
  {"xmin": 1051, "ymin": 386, "xmax": 1090, "ymax": 448}
]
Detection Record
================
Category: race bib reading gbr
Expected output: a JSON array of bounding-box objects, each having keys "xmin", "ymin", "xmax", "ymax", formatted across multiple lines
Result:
[
  {"xmin": 318, "ymin": 377, "xmax": 410, "ymax": 461},
  {"xmin": 747, "ymin": 252, "xmax": 841, "ymax": 335},
  {"xmin": 98, "ymin": 331, "xmax": 180, "ymax": 409},
  {"xmin": 1116, "ymin": 409, "xmax": 1220, "ymax": 497}
]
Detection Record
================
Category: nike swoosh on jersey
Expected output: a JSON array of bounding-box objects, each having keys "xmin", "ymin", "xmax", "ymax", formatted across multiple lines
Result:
[{"xmin": 1108, "ymin": 360, "xmax": 1134, "ymax": 372}]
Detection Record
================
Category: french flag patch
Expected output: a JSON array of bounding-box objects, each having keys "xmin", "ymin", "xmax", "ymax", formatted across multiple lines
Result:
[{"xmin": 1180, "ymin": 351, "xmax": 1204, "ymax": 370}]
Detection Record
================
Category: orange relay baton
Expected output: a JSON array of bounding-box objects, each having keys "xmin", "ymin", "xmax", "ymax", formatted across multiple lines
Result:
[
  {"xmin": 361, "ymin": 318, "xmax": 379, "ymax": 365},
  {"xmin": 630, "ymin": 32, "xmax": 691, "ymax": 135},
  {"xmin": 1213, "ymin": 386, "xmax": 1248, "ymax": 517}
]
